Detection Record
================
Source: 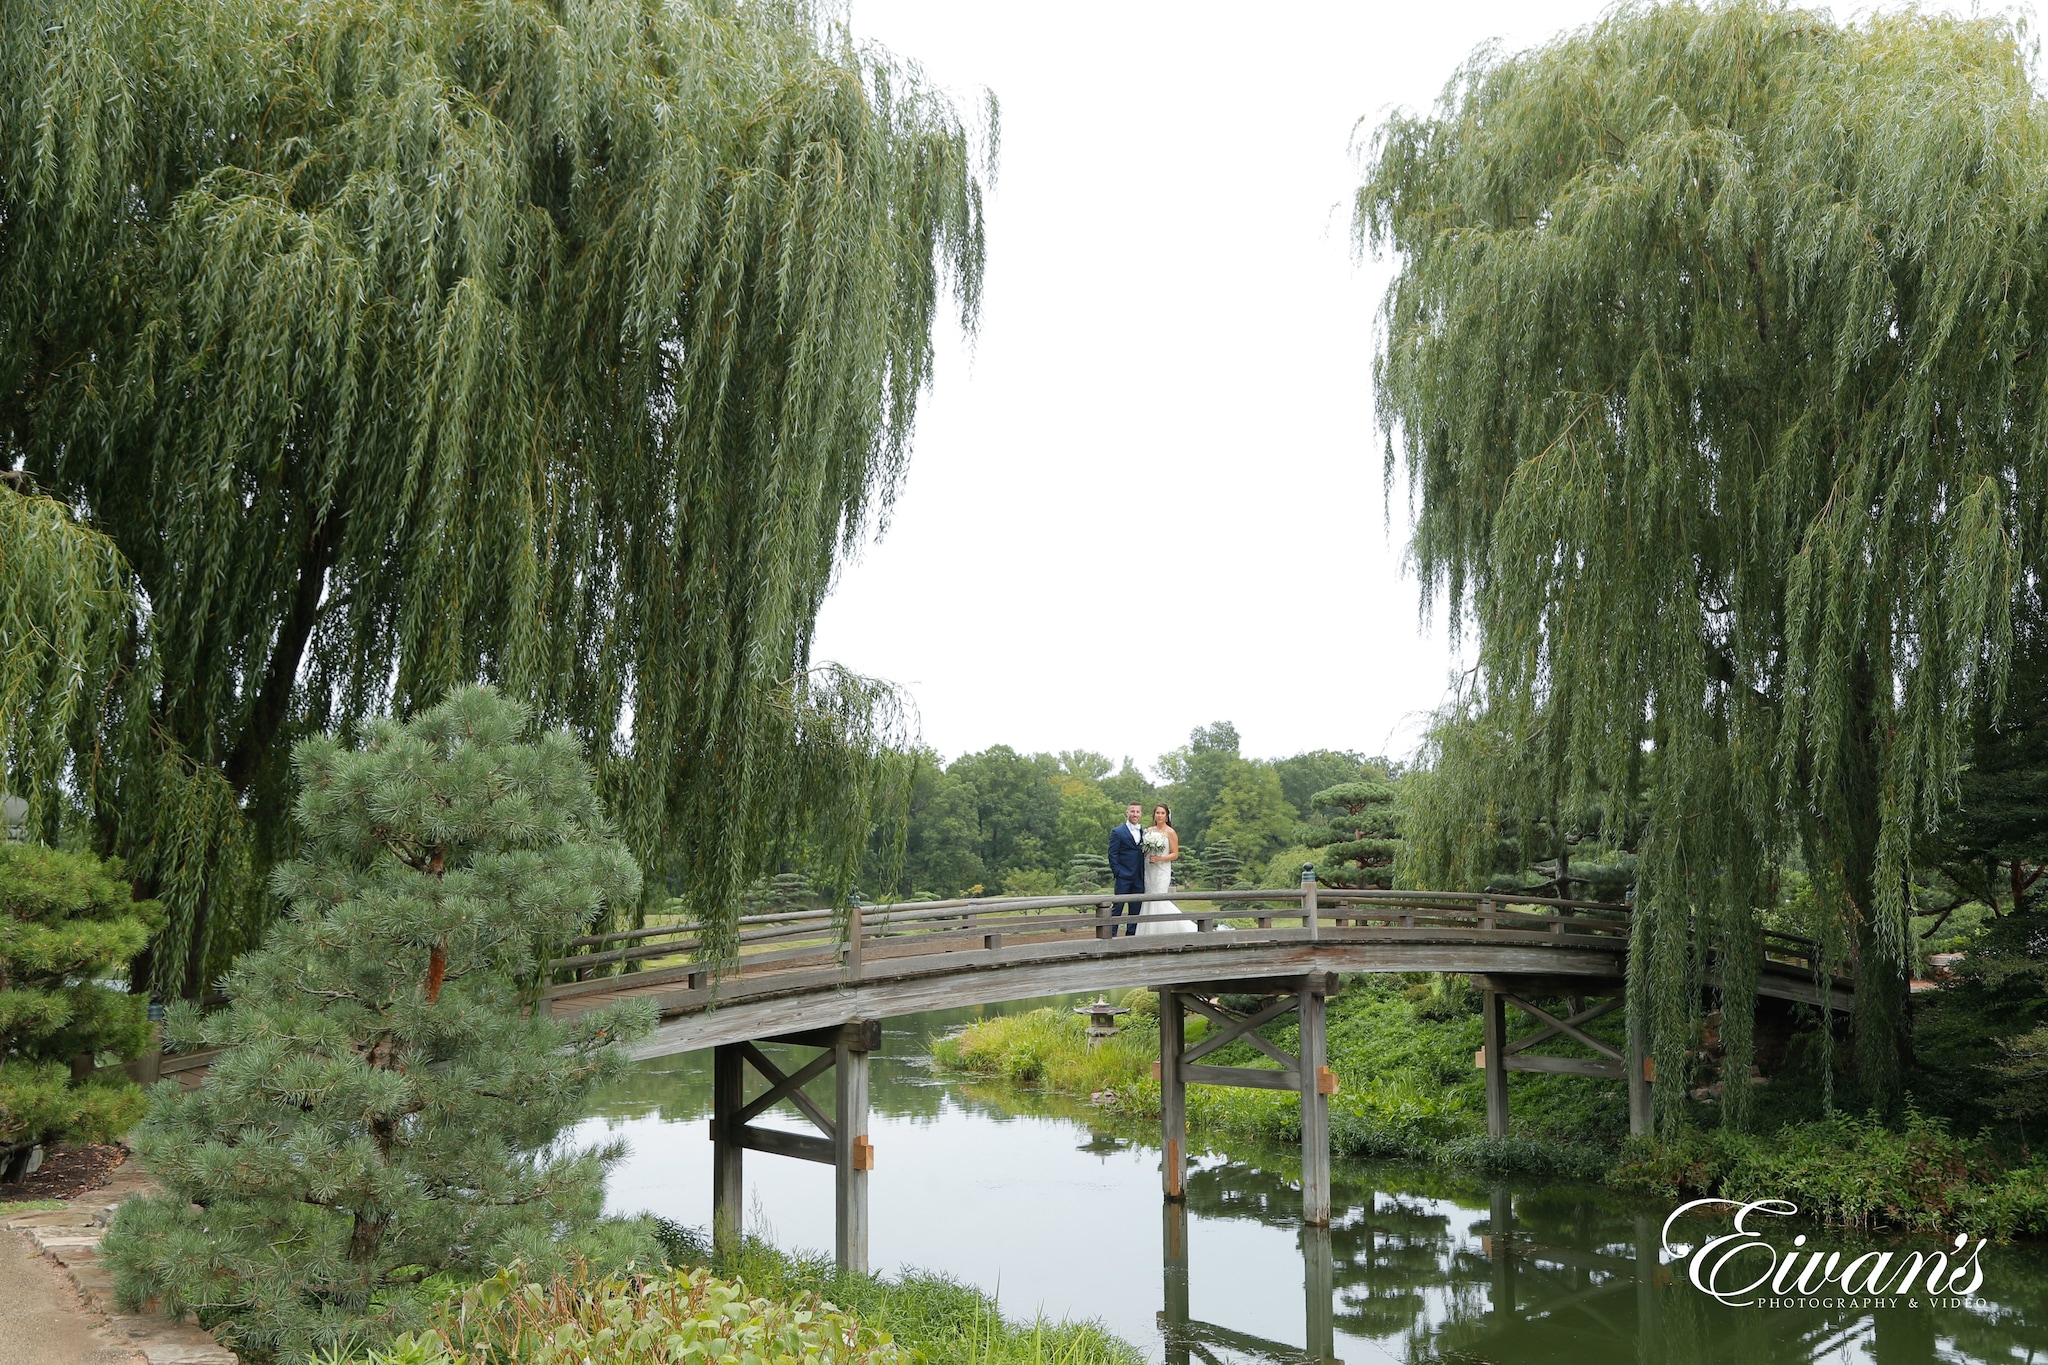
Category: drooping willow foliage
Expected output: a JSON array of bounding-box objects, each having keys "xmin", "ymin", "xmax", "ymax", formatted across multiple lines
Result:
[
  {"xmin": 0, "ymin": 486, "xmax": 143, "ymax": 842},
  {"xmin": 1361, "ymin": 2, "xmax": 2048, "ymax": 1124},
  {"xmin": 0, "ymin": 0, "xmax": 988, "ymax": 991}
]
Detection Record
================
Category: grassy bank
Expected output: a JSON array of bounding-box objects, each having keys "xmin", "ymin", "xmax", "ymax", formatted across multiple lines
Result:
[
  {"xmin": 930, "ymin": 981, "xmax": 2048, "ymax": 1234},
  {"xmin": 334, "ymin": 1223, "xmax": 1143, "ymax": 1365}
]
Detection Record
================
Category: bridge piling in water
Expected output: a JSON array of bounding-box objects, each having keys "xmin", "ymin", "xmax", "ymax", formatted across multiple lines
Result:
[{"xmin": 1157, "ymin": 972, "xmax": 1338, "ymax": 1226}]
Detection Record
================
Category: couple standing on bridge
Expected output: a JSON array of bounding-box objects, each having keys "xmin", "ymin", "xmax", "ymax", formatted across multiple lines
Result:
[{"xmin": 1107, "ymin": 802, "xmax": 1197, "ymax": 936}]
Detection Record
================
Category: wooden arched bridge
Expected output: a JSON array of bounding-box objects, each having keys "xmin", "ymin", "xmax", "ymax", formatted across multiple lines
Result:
[{"xmin": 536, "ymin": 872, "xmax": 1852, "ymax": 1277}]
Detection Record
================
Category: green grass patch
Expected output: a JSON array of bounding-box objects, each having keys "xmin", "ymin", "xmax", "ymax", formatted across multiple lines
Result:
[
  {"xmin": 931, "ymin": 1005, "xmax": 1157, "ymax": 1097},
  {"xmin": 317, "ymin": 1224, "xmax": 1142, "ymax": 1365}
]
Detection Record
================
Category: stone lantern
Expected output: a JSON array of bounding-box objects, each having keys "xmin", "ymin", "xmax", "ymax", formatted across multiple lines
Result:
[{"xmin": 1074, "ymin": 994, "xmax": 1129, "ymax": 1046}]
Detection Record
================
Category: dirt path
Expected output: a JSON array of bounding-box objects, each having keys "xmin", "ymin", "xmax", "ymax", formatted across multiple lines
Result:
[{"xmin": 0, "ymin": 1227, "xmax": 139, "ymax": 1365}]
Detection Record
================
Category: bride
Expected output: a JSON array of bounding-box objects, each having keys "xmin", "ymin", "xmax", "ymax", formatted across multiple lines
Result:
[{"xmin": 1136, "ymin": 804, "xmax": 1196, "ymax": 936}]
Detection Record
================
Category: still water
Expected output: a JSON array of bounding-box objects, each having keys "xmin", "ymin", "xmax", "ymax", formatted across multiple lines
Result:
[{"xmin": 573, "ymin": 998, "xmax": 2048, "ymax": 1364}]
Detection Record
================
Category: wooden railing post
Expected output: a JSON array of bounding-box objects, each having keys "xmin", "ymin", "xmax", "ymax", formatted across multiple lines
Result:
[
  {"xmin": 1301, "ymin": 864, "xmax": 1319, "ymax": 940},
  {"xmin": 845, "ymin": 896, "xmax": 863, "ymax": 981}
]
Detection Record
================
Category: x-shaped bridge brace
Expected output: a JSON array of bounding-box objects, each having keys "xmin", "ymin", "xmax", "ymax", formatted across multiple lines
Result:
[
  {"xmin": 1470, "ymin": 974, "xmax": 1651, "ymax": 1138},
  {"xmin": 711, "ymin": 1020, "xmax": 878, "ymax": 1273},
  {"xmin": 1157, "ymin": 973, "xmax": 1342, "ymax": 1226}
]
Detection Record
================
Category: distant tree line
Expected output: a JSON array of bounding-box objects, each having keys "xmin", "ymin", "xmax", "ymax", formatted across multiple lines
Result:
[{"xmin": 863, "ymin": 723, "xmax": 1404, "ymax": 902}]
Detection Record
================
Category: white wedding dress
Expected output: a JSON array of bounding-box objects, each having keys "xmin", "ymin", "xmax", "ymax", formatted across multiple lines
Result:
[{"xmin": 1135, "ymin": 834, "xmax": 1195, "ymax": 936}]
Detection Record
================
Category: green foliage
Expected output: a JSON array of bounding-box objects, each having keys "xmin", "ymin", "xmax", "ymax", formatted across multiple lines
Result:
[
  {"xmin": 1908, "ymin": 904, "xmax": 2048, "ymax": 1134},
  {"xmin": 1063, "ymin": 855, "xmax": 1109, "ymax": 894},
  {"xmin": 0, "ymin": 487, "xmax": 143, "ymax": 844},
  {"xmin": 1611, "ymin": 1110, "xmax": 2048, "ymax": 1236},
  {"xmin": 1153, "ymin": 723, "xmax": 1243, "ymax": 843},
  {"xmin": 344, "ymin": 1265, "xmax": 906, "ymax": 1365},
  {"xmin": 0, "ymin": 844, "xmax": 162, "ymax": 1164},
  {"xmin": 1917, "ymin": 596, "xmax": 2048, "ymax": 914},
  {"xmin": 1272, "ymin": 751, "xmax": 1380, "ymax": 821},
  {"xmin": 102, "ymin": 688, "xmax": 655, "ymax": 1359},
  {"xmin": 1204, "ymin": 765, "xmax": 1295, "ymax": 862},
  {"xmin": 1361, "ymin": 1, "xmax": 2048, "ymax": 1119},
  {"xmin": 1309, "ymin": 779, "xmax": 1401, "ymax": 890},
  {"xmin": 888, "ymin": 729, "xmax": 1391, "ymax": 901},
  {"xmin": 0, "ymin": 0, "xmax": 989, "ymax": 991}
]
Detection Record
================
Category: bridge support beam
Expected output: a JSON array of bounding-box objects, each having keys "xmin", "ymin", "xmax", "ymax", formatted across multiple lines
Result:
[
  {"xmin": 1482, "ymin": 989, "xmax": 1510, "ymax": 1138},
  {"xmin": 1159, "ymin": 973, "xmax": 1337, "ymax": 1229},
  {"xmin": 1159, "ymin": 989, "xmax": 1186, "ymax": 1200},
  {"xmin": 1298, "ymin": 981, "xmax": 1330, "ymax": 1226},
  {"xmin": 708, "ymin": 1020, "xmax": 879, "ymax": 1274}
]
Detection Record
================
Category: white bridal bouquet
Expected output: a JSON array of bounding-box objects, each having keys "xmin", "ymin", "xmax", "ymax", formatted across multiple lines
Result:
[{"xmin": 1141, "ymin": 829, "xmax": 1169, "ymax": 856}]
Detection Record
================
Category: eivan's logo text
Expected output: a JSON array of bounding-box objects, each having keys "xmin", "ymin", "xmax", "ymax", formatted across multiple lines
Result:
[{"xmin": 1660, "ymin": 1199, "xmax": 1986, "ymax": 1308}]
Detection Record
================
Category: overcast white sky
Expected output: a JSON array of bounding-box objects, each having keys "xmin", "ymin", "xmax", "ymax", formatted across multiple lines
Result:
[{"xmin": 810, "ymin": 0, "xmax": 1975, "ymax": 775}]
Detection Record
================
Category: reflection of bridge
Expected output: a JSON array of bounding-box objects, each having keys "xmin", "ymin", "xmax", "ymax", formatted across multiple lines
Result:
[
  {"xmin": 1159, "ymin": 1183, "xmax": 1665, "ymax": 1365},
  {"xmin": 542, "ymin": 875, "xmax": 1850, "ymax": 1276}
]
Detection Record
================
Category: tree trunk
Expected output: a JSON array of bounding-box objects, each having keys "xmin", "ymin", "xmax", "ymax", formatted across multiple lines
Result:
[{"xmin": 346, "ymin": 1211, "xmax": 387, "ymax": 1267}]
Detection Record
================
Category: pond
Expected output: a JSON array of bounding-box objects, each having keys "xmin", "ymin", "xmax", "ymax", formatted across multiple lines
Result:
[{"xmin": 573, "ymin": 997, "xmax": 2048, "ymax": 1364}]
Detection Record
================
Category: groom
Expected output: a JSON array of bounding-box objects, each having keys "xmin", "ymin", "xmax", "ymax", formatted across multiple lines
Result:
[{"xmin": 1107, "ymin": 801, "xmax": 1147, "ymax": 937}]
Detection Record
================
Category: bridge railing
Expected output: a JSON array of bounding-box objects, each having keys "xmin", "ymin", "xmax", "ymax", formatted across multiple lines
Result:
[{"xmin": 543, "ymin": 886, "xmax": 1676, "ymax": 989}]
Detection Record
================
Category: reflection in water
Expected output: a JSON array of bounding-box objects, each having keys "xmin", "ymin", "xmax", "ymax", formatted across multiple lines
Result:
[{"xmin": 579, "ymin": 1000, "xmax": 2048, "ymax": 1364}]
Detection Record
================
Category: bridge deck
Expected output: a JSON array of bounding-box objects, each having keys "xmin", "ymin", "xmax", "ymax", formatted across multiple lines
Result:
[{"xmin": 543, "ymin": 886, "xmax": 1849, "ymax": 1057}]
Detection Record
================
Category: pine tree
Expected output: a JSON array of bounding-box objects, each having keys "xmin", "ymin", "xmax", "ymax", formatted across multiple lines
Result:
[
  {"xmin": 1310, "ymin": 781, "xmax": 1401, "ymax": 891},
  {"xmin": 101, "ymin": 688, "xmax": 654, "ymax": 1359},
  {"xmin": 1361, "ymin": 3, "xmax": 2048, "ymax": 1121},
  {"xmin": 1065, "ymin": 853, "xmax": 1110, "ymax": 894},
  {"xmin": 0, "ymin": 845, "xmax": 162, "ymax": 1179},
  {"xmin": 1197, "ymin": 839, "xmax": 1246, "ymax": 890}
]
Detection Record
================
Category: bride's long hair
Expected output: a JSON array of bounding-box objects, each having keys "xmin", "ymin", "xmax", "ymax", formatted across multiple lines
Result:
[{"xmin": 1151, "ymin": 803, "xmax": 1171, "ymax": 828}]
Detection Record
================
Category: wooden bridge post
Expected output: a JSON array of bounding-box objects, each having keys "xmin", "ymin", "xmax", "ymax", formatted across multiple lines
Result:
[
  {"xmin": 1301, "ymin": 863, "xmax": 1319, "ymax": 939},
  {"xmin": 1160, "ymin": 988, "xmax": 1187, "ymax": 1200},
  {"xmin": 1159, "ymin": 1194, "xmax": 1190, "ymax": 1365},
  {"xmin": 1303, "ymin": 1223, "xmax": 1336, "ymax": 1364},
  {"xmin": 711, "ymin": 1043, "xmax": 744, "ymax": 1257},
  {"xmin": 1298, "ymin": 979, "xmax": 1331, "ymax": 1227},
  {"xmin": 833, "ymin": 1027, "xmax": 872, "ymax": 1275},
  {"xmin": 1481, "ymin": 989, "xmax": 1510, "ymax": 1139}
]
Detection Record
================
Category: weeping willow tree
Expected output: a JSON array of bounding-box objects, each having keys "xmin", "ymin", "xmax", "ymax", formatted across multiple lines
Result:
[
  {"xmin": 0, "ymin": 0, "xmax": 988, "ymax": 993},
  {"xmin": 1361, "ymin": 2, "xmax": 2048, "ymax": 1125}
]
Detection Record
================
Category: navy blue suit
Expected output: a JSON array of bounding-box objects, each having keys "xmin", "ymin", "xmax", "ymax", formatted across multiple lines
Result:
[{"xmin": 1108, "ymin": 823, "xmax": 1146, "ymax": 936}]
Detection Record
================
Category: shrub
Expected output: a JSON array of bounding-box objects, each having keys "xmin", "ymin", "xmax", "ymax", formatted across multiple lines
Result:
[
  {"xmin": 1611, "ymin": 1108, "xmax": 2046, "ymax": 1234},
  {"xmin": 102, "ymin": 688, "xmax": 655, "ymax": 1359},
  {"xmin": 0, "ymin": 844, "xmax": 162, "ymax": 1177}
]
